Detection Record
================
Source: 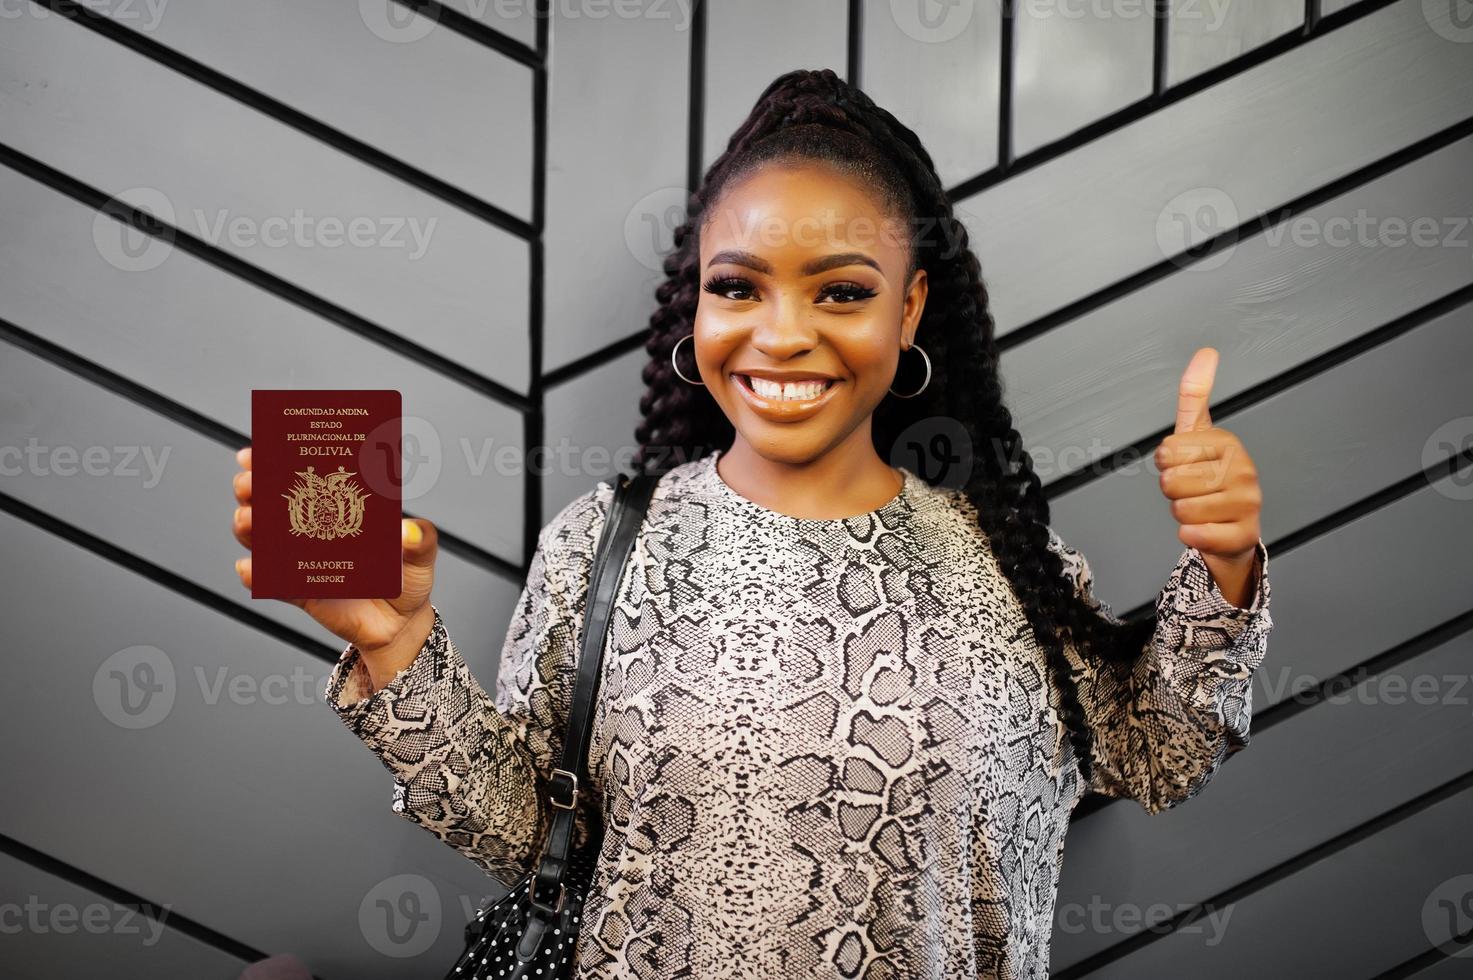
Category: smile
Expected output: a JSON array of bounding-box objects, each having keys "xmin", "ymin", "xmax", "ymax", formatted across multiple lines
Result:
[{"xmin": 731, "ymin": 373, "xmax": 842, "ymax": 422}]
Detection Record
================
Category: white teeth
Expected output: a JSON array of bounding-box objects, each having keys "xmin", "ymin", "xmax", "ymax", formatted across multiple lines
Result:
[{"xmin": 746, "ymin": 376, "xmax": 831, "ymax": 401}]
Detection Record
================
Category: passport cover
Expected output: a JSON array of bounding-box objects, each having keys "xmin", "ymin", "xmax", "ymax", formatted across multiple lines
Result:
[{"xmin": 251, "ymin": 389, "xmax": 402, "ymax": 599}]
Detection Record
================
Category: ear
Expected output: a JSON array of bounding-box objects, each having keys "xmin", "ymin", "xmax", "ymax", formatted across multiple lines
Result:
[{"xmin": 901, "ymin": 267, "xmax": 928, "ymax": 346}]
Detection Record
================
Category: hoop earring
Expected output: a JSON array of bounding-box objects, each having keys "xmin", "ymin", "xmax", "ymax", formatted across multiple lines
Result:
[
  {"xmin": 671, "ymin": 333, "xmax": 705, "ymax": 386},
  {"xmin": 888, "ymin": 343, "xmax": 931, "ymax": 398}
]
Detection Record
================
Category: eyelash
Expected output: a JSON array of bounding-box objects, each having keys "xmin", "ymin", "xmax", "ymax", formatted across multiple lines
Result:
[{"xmin": 701, "ymin": 275, "xmax": 877, "ymax": 304}]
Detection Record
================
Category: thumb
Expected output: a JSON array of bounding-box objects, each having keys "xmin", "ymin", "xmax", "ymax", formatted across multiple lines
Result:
[
  {"xmin": 1175, "ymin": 347, "xmax": 1219, "ymax": 434},
  {"xmin": 401, "ymin": 517, "xmax": 438, "ymax": 569}
]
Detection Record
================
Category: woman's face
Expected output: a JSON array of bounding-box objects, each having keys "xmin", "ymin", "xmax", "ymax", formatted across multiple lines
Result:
[{"xmin": 694, "ymin": 161, "xmax": 928, "ymax": 465}]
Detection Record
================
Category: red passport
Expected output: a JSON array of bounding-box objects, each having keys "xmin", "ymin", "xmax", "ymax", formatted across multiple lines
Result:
[{"xmin": 250, "ymin": 389, "xmax": 403, "ymax": 599}]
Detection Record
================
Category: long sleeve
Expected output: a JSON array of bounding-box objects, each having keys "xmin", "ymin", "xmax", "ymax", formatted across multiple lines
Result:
[
  {"xmin": 1048, "ymin": 527, "xmax": 1273, "ymax": 814},
  {"xmin": 324, "ymin": 483, "xmax": 613, "ymax": 888}
]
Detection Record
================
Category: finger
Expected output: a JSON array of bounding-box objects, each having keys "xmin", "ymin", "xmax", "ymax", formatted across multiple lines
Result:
[
  {"xmin": 1175, "ymin": 347, "xmax": 1219, "ymax": 435},
  {"xmin": 1155, "ymin": 435, "xmax": 1225, "ymax": 469},
  {"xmin": 233, "ymin": 468, "xmax": 252, "ymax": 506},
  {"xmin": 402, "ymin": 518, "xmax": 438, "ymax": 569},
  {"xmin": 1159, "ymin": 459, "xmax": 1234, "ymax": 498},
  {"xmin": 1168, "ymin": 491, "xmax": 1243, "ymax": 525},
  {"xmin": 236, "ymin": 446, "xmax": 251, "ymax": 471},
  {"xmin": 233, "ymin": 504, "xmax": 252, "ymax": 549}
]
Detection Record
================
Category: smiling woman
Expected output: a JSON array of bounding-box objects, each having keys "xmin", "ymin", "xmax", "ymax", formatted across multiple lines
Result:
[
  {"xmin": 243, "ymin": 67, "xmax": 1272, "ymax": 980},
  {"xmin": 685, "ymin": 126, "xmax": 931, "ymax": 520}
]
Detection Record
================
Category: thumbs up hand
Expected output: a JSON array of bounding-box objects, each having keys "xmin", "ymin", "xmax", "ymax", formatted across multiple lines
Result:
[{"xmin": 1154, "ymin": 348, "xmax": 1264, "ymax": 607}]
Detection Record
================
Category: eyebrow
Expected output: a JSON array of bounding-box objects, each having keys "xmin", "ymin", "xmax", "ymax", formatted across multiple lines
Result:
[{"xmin": 706, "ymin": 249, "xmax": 882, "ymax": 277}]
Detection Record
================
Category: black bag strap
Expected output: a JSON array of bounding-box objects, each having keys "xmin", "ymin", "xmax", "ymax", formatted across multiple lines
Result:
[{"xmin": 527, "ymin": 468, "xmax": 660, "ymax": 918}]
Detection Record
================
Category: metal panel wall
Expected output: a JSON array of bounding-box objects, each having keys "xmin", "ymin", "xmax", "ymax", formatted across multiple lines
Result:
[
  {"xmin": 3, "ymin": 0, "xmax": 1469, "ymax": 977},
  {"xmin": 1, "ymin": 3, "xmax": 548, "ymax": 976}
]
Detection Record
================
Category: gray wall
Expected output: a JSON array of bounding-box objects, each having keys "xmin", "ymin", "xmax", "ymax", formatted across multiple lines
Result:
[{"xmin": 1, "ymin": 0, "xmax": 1470, "ymax": 977}]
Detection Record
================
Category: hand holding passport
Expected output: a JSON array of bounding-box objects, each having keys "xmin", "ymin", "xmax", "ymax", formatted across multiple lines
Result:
[{"xmin": 232, "ymin": 390, "xmax": 441, "ymax": 686}]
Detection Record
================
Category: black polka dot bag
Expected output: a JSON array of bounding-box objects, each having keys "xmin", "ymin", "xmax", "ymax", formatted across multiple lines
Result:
[{"xmin": 443, "ymin": 470, "xmax": 660, "ymax": 980}]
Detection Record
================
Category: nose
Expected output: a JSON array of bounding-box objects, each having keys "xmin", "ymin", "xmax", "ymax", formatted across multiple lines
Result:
[{"xmin": 748, "ymin": 294, "xmax": 818, "ymax": 360}]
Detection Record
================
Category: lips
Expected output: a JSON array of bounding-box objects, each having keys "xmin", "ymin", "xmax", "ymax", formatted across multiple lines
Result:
[{"xmin": 730, "ymin": 372, "xmax": 843, "ymax": 422}]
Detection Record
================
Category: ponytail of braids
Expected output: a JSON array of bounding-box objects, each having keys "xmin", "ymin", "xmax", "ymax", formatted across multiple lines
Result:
[{"xmin": 632, "ymin": 68, "xmax": 1156, "ymax": 788}]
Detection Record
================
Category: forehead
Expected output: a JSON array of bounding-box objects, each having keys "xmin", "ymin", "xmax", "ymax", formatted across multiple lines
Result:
[{"xmin": 700, "ymin": 162, "xmax": 909, "ymax": 267}]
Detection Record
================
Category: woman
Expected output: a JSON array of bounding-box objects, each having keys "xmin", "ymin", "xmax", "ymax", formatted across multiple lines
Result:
[{"xmin": 231, "ymin": 68, "xmax": 1271, "ymax": 979}]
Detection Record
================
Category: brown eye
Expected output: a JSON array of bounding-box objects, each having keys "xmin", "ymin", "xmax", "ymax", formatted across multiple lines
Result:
[
  {"xmin": 819, "ymin": 281, "xmax": 877, "ymax": 304},
  {"xmin": 702, "ymin": 275, "xmax": 756, "ymax": 301}
]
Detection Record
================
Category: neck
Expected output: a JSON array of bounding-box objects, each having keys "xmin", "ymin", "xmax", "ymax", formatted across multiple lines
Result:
[{"xmin": 715, "ymin": 430, "xmax": 904, "ymax": 520}]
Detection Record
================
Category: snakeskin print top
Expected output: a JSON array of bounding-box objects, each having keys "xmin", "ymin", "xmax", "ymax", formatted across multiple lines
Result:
[{"xmin": 327, "ymin": 448, "xmax": 1272, "ymax": 979}]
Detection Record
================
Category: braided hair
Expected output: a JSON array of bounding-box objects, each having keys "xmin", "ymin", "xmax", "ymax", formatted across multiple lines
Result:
[{"xmin": 631, "ymin": 67, "xmax": 1156, "ymax": 787}]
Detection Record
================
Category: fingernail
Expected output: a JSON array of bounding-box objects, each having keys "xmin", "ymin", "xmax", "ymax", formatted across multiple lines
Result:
[
  {"xmin": 235, "ymin": 558, "xmax": 245, "ymax": 576},
  {"xmin": 402, "ymin": 519, "xmax": 421, "ymax": 546},
  {"xmin": 234, "ymin": 506, "xmax": 244, "ymax": 525},
  {"xmin": 235, "ymin": 447, "xmax": 248, "ymax": 465}
]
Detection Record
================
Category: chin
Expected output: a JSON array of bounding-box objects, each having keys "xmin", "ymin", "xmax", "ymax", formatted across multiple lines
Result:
[{"xmin": 736, "ymin": 427, "xmax": 850, "ymax": 465}]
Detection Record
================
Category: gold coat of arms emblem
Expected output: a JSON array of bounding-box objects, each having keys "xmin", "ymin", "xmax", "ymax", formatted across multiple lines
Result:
[{"xmin": 282, "ymin": 465, "xmax": 370, "ymax": 541}]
